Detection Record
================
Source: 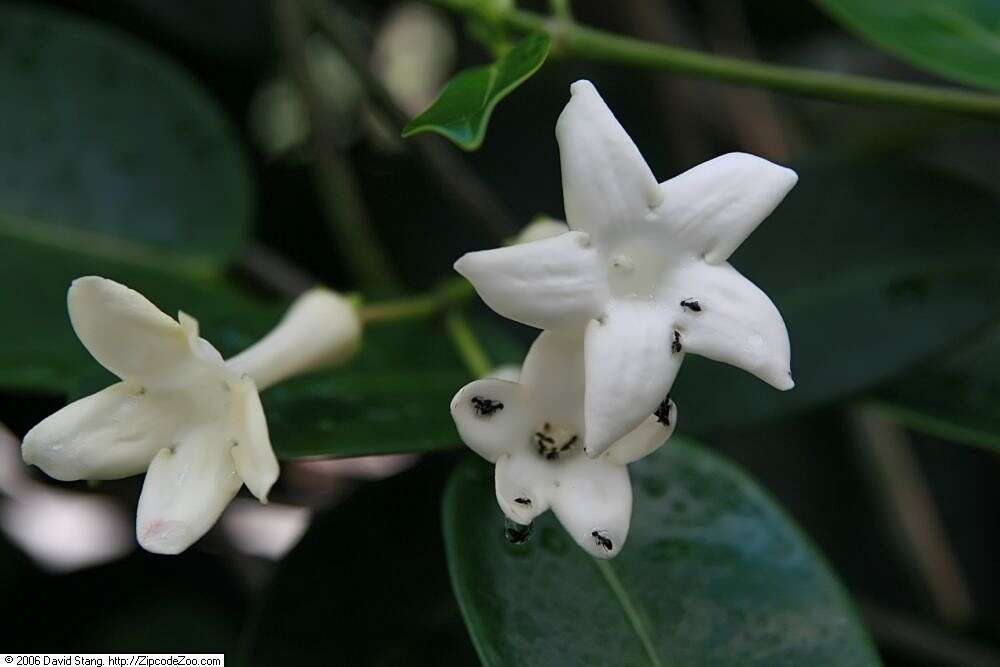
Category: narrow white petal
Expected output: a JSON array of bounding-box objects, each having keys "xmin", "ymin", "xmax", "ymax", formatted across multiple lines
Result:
[
  {"xmin": 556, "ymin": 80, "xmax": 662, "ymax": 238},
  {"xmin": 519, "ymin": 329, "xmax": 586, "ymax": 431},
  {"xmin": 495, "ymin": 450, "xmax": 552, "ymax": 525},
  {"xmin": 604, "ymin": 403, "xmax": 676, "ymax": 466},
  {"xmin": 230, "ymin": 379, "xmax": 279, "ymax": 502},
  {"xmin": 450, "ymin": 378, "xmax": 529, "ymax": 463},
  {"xmin": 67, "ymin": 277, "xmax": 211, "ymax": 388},
  {"xmin": 22, "ymin": 383, "xmax": 174, "ymax": 481},
  {"xmin": 584, "ymin": 300, "xmax": 682, "ymax": 457},
  {"xmin": 454, "ymin": 231, "xmax": 608, "ymax": 330},
  {"xmin": 136, "ymin": 437, "xmax": 242, "ymax": 555},
  {"xmin": 658, "ymin": 152, "xmax": 797, "ymax": 264},
  {"xmin": 668, "ymin": 261, "xmax": 793, "ymax": 390},
  {"xmin": 549, "ymin": 456, "xmax": 632, "ymax": 559}
]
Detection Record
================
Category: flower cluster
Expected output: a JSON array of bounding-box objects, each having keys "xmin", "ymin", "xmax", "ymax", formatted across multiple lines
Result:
[
  {"xmin": 450, "ymin": 80, "xmax": 797, "ymax": 559},
  {"xmin": 22, "ymin": 276, "xmax": 361, "ymax": 554}
]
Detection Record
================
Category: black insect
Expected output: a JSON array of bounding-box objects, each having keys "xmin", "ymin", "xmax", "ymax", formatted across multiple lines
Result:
[
  {"xmin": 471, "ymin": 396, "xmax": 504, "ymax": 417},
  {"xmin": 505, "ymin": 518, "xmax": 533, "ymax": 545},
  {"xmin": 514, "ymin": 497, "xmax": 532, "ymax": 506},
  {"xmin": 592, "ymin": 530, "xmax": 614, "ymax": 552},
  {"xmin": 680, "ymin": 299, "xmax": 702, "ymax": 312},
  {"xmin": 672, "ymin": 330, "xmax": 683, "ymax": 354},
  {"xmin": 654, "ymin": 396, "xmax": 672, "ymax": 426}
]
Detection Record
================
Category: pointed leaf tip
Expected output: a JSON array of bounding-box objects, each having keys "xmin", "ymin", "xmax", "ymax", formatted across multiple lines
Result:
[{"xmin": 402, "ymin": 33, "xmax": 551, "ymax": 151}]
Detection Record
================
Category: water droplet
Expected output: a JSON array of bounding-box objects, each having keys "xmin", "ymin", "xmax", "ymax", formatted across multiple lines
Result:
[{"xmin": 504, "ymin": 517, "xmax": 532, "ymax": 545}]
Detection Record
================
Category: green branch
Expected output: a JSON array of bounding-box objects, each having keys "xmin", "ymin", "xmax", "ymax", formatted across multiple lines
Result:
[
  {"xmin": 360, "ymin": 278, "xmax": 474, "ymax": 323},
  {"xmin": 432, "ymin": 0, "xmax": 1000, "ymax": 119}
]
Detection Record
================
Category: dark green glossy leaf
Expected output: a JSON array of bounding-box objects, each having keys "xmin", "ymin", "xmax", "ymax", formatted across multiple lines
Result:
[
  {"xmin": 874, "ymin": 327, "xmax": 1000, "ymax": 451},
  {"xmin": 265, "ymin": 321, "xmax": 469, "ymax": 459},
  {"xmin": 0, "ymin": 4, "xmax": 253, "ymax": 270},
  {"xmin": 812, "ymin": 0, "xmax": 1000, "ymax": 91},
  {"xmin": 245, "ymin": 461, "xmax": 477, "ymax": 665},
  {"xmin": 675, "ymin": 160, "xmax": 1000, "ymax": 433},
  {"xmin": 402, "ymin": 33, "xmax": 550, "ymax": 150},
  {"xmin": 444, "ymin": 440, "xmax": 880, "ymax": 666}
]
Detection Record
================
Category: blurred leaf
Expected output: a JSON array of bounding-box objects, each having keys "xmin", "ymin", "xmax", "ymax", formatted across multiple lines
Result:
[
  {"xmin": 266, "ymin": 314, "xmax": 528, "ymax": 459},
  {"xmin": 402, "ymin": 33, "xmax": 550, "ymax": 150},
  {"xmin": 874, "ymin": 327, "xmax": 1000, "ymax": 451},
  {"xmin": 444, "ymin": 440, "xmax": 880, "ymax": 666},
  {"xmin": 6, "ymin": 550, "xmax": 245, "ymax": 652},
  {"xmin": 674, "ymin": 160, "xmax": 1000, "ymax": 433},
  {"xmin": 812, "ymin": 0, "xmax": 1000, "ymax": 91},
  {"xmin": 0, "ymin": 5, "xmax": 253, "ymax": 272},
  {"xmin": 265, "ymin": 321, "xmax": 469, "ymax": 459},
  {"xmin": 245, "ymin": 461, "xmax": 477, "ymax": 665}
]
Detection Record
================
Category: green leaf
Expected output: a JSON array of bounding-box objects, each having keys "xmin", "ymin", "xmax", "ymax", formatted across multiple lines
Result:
[
  {"xmin": 812, "ymin": 0, "xmax": 1000, "ymax": 91},
  {"xmin": 444, "ymin": 440, "xmax": 881, "ymax": 667},
  {"xmin": 402, "ymin": 33, "xmax": 551, "ymax": 150},
  {"xmin": 674, "ymin": 160, "xmax": 1000, "ymax": 434},
  {"xmin": 264, "ymin": 321, "xmax": 470, "ymax": 459},
  {"xmin": 873, "ymin": 327, "xmax": 1000, "ymax": 451},
  {"xmin": 245, "ymin": 461, "xmax": 477, "ymax": 665},
  {"xmin": 0, "ymin": 4, "xmax": 253, "ymax": 272}
]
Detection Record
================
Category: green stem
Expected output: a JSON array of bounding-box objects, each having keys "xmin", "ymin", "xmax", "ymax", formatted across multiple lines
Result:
[
  {"xmin": 275, "ymin": 0, "xmax": 401, "ymax": 291},
  {"xmin": 548, "ymin": 0, "xmax": 572, "ymax": 22},
  {"xmin": 444, "ymin": 309, "xmax": 493, "ymax": 377},
  {"xmin": 361, "ymin": 278, "xmax": 474, "ymax": 324},
  {"xmin": 432, "ymin": 0, "xmax": 1000, "ymax": 119}
]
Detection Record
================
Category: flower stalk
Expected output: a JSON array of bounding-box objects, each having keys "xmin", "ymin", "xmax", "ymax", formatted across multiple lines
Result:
[{"xmin": 430, "ymin": 0, "xmax": 1000, "ymax": 119}]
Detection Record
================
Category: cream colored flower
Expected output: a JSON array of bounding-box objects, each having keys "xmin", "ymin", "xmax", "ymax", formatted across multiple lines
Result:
[{"xmin": 22, "ymin": 277, "xmax": 360, "ymax": 554}]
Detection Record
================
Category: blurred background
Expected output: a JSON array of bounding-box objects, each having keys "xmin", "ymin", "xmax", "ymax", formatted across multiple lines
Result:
[{"xmin": 0, "ymin": 0, "xmax": 998, "ymax": 664}]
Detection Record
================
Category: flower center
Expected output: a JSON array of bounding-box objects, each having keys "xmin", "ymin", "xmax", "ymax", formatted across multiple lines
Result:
[
  {"xmin": 533, "ymin": 422, "xmax": 579, "ymax": 461},
  {"xmin": 605, "ymin": 238, "xmax": 666, "ymax": 299}
]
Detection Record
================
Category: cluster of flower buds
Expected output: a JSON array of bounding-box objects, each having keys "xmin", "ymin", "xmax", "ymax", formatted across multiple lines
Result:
[
  {"xmin": 22, "ymin": 277, "xmax": 361, "ymax": 554},
  {"xmin": 450, "ymin": 80, "xmax": 797, "ymax": 559}
]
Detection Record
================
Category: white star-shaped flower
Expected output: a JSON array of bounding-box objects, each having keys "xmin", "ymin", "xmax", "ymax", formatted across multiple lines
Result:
[
  {"xmin": 451, "ymin": 328, "xmax": 676, "ymax": 559},
  {"xmin": 22, "ymin": 276, "xmax": 360, "ymax": 554},
  {"xmin": 455, "ymin": 80, "xmax": 796, "ymax": 456}
]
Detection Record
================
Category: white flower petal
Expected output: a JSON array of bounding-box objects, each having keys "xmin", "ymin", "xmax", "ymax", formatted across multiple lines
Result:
[
  {"xmin": 549, "ymin": 456, "xmax": 632, "ymax": 559},
  {"xmin": 136, "ymin": 437, "xmax": 242, "ymax": 555},
  {"xmin": 68, "ymin": 277, "xmax": 211, "ymax": 389},
  {"xmin": 450, "ymin": 378, "xmax": 530, "ymax": 463},
  {"xmin": 669, "ymin": 261, "xmax": 793, "ymax": 390},
  {"xmin": 512, "ymin": 217, "xmax": 569, "ymax": 245},
  {"xmin": 658, "ymin": 152, "xmax": 797, "ymax": 264},
  {"xmin": 519, "ymin": 329, "xmax": 586, "ymax": 431},
  {"xmin": 454, "ymin": 231, "xmax": 608, "ymax": 330},
  {"xmin": 230, "ymin": 379, "xmax": 279, "ymax": 502},
  {"xmin": 227, "ymin": 288, "xmax": 361, "ymax": 391},
  {"xmin": 604, "ymin": 404, "xmax": 676, "ymax": 466},
  {"xmin": 487, "ymin": 364, "xmax": 521, "ymax": 382},
  {"xmin": 584, "ymin": 300, "xmax": 682, "ymax": 457},
  {"xmin": 495, "ymin": 450, "xmax": 552, "ymax": 525},
  {"xmin": 556, "ymin": 80, "xmax": 662, "ymax": 240},
  {"xmin": 22, "ymin": 383, "xmax": 175, "ymax": 481}
]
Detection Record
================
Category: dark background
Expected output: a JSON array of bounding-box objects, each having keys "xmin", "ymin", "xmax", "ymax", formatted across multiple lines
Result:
[{"xmin": 1, "ymin": 1, "xmax": 998, "ymax": 665}]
